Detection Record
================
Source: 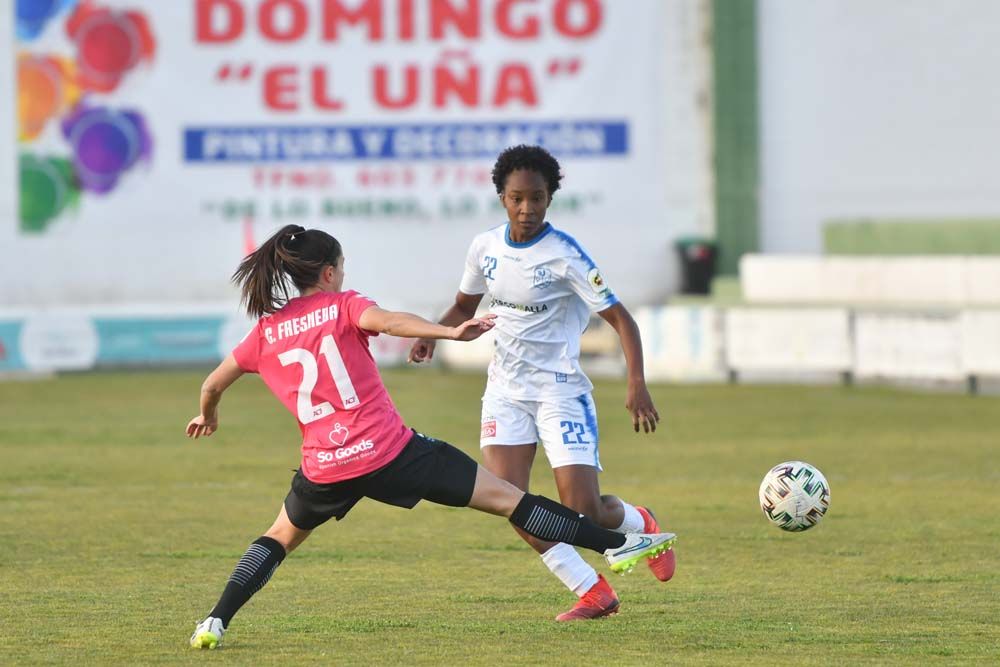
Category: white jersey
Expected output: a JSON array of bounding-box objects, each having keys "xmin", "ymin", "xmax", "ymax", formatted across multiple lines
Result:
[{"xmin": 459, "ymin": 222, "xmax": 619, "ymax": 400}]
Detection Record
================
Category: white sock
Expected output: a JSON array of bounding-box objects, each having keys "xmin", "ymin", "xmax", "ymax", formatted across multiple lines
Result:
[
  {"xmin": 615, "ymin": 501, "xmax": 645, "ymax": 533},
  {"xmin": 541, "ymin": 543, "xmax": 599, "ymax": 596}
]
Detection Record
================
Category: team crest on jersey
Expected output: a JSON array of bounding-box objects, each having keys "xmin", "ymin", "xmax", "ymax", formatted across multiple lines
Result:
[
  {"xmin": 587, "ymin": 268, "xmax": 609, "ymax": 294},
  {"xmin": 532, "ymin": 267, "xmax": 553, "ymax": 289}
]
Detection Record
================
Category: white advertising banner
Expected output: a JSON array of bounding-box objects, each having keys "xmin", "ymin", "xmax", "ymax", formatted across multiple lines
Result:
[
  {"xmin": 725, "ymin": 308, "xmax": 851, "ymax": 373},
  {"xmin": 741, "ymin": 255, "xmax": 1000, "ymax": 307},
  {"xmin": 3, "ymin": 0, "xmax": 712, "ymax": 313},
  {"xmin": 635, "ymin": 305, "xmax": 724, "ymax": 381},
  {"xmin": 960, "ymin": 310, "xmax": 1000, "ymax": 376},
  {"xmin": 854, "ymin": 312, "xmax": 963, "ymax": 381}
]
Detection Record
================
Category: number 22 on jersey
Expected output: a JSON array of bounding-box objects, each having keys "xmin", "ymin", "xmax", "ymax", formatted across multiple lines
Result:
[{"xmin": 278, "ymin": 334, "xmax": 360, "ymax": 424}]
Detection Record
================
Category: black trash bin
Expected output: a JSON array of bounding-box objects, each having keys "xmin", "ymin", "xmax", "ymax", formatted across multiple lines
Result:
[{"xmin": 675, "ymin": 237, "xmax": 718, "ymax": 295}]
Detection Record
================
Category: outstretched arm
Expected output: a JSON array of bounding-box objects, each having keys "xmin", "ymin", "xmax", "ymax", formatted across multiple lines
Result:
[
  {"xmin": 407, "ymin": 292, "xmax": 485, "ymax": 363},
  {"xmin": 186, "ymin": 355, "xmax": 245, "ymax": 438},
  {"xmin": 598, "ymin": 302, "xmax": 660, "ymax": 433},
  {"xmin": 359, "ymin": 305, "xmax": 494, "ymax": 341}
]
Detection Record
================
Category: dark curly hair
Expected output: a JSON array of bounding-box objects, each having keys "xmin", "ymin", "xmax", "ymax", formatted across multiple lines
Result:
[{"xmin": 491, "ymin": 144, "xmax": 562, "ymax": 196}]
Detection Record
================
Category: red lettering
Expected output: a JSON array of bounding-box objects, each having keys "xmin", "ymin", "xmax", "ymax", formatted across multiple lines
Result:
[
  {"xmin": 195, "ymin": 0, "xmax": 244, "ymax": 43},
  {"xmin": 322, "ymin": 0, "xmax": 383, "ymax": 40},
  {"xmin": 495, "ymin": 0, "xmax": 539, "ymax": 39},
  {"xmin": 252, "ymin": 168, "xmax": 336, "ymax": 189},
  {"xmin": 430, "ymin": 0, "xmax": 480, "ymax": 40},
  {"xmin": 554, "ymin": 0, "xmax": 601, "ymax": 38},
  {"xmin": 258, "ymin": 0, "xmax": 308, "ymax": 42},
  {"xmin": 311, "ymin": 67, "xmax": 345, "ymax": 110},
  {"xmin": 373, "ymin": 65, "xmax": 419, "ymax": 109},
  {"xmin": 433, "ymin": 58, "xmax": 479, "ymax": 108},
  {"xmin": 493, "ymin": 64, "xmax": 537, "ymax": 107},
  {"xmin": 398, "ymin": 0, "xmax": 415, "ymax": 40},
  {"xmin": 263, "ymin": 66, "xmax": 299, "ymax": 111}
]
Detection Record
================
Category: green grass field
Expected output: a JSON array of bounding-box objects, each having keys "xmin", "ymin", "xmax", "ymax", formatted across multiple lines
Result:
[{"xmin": 1, "ymin": 369, "xmax": 998, "ymax": 665}]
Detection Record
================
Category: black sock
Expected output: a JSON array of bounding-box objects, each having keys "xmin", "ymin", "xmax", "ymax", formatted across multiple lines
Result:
[
  {"xmin": 209, "ymin": 536, "xmax": 286, "ymax": 627},
  {"xmin": 509, "ymin": 494, "xmax": 627, "ymax": 553}
]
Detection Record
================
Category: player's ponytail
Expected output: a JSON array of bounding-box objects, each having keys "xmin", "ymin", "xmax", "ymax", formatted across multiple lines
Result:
[{"xmin": 232, "ymin": 225, "xmax": 343, "ymax": 318}]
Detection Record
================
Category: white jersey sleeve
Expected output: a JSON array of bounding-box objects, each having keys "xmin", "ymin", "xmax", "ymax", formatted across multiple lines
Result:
[
  {"xmin": 564, "ymin": 249, "xmax": 619, "ymax": 313},
  {"xmin": 458, "ymin": 236, "xmax": 488, "ymax": 295}
]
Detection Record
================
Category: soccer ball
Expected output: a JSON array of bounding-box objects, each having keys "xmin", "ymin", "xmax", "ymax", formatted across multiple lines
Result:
[{"xmin": 758, "ymin": 461, "xmax": 830, "ymax": 531}]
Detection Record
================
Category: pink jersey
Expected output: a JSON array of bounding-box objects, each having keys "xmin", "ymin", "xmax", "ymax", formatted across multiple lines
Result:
[{"xmin": 232, "ymin": 290, "xmax": 412, "ymax": 483}]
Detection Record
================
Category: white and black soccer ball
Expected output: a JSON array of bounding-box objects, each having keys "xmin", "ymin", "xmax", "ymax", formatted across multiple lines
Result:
[{"xmin": 759, "ymin": 461, "xmax": 830, "ymax": 531}]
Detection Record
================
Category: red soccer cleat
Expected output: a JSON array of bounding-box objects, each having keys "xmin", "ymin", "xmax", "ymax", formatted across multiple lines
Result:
[
  {"xmin": 636, "ymin": 506, "xmax": 676, "ymax": 582},
  {"xmin": 554, "ymin": 575, "xmax": 620, "ymax": 621}
]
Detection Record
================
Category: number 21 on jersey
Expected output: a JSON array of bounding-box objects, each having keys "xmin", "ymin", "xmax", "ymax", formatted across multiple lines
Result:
[{"xmin": 278, "ymin": 334, "xmax": 360, "ymax": 424}]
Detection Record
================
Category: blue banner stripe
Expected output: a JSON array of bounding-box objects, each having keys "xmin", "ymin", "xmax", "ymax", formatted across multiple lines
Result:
[
  {"xmin": 94, "ymin": 318, "xmax": 223, "ymax": 364},
  {"xmin": 0, "ymin": 321, "xmax": 25, "ymax": 371},
  {"xmin": 183, "ymin": 121, "xmax": 628, "ymax": 162}
]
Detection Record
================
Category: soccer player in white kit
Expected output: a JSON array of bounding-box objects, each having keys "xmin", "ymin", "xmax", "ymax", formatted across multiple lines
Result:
[
  {"xmin": 185, "ymin": 224, "xmax": 675, "ymax": 648},
  {"xmin": 409, "ymin": 145, "xmax": 676, "ymax": 620}
]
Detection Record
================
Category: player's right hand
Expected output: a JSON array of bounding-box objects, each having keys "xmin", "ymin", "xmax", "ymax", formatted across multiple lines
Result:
[
  {"xmin": 408, "ymin": 338, "xmax": 437, "ymax": 363},
  {"xmin": 186, "ymin": 414, "xmax": 218, "ymax": 439}
]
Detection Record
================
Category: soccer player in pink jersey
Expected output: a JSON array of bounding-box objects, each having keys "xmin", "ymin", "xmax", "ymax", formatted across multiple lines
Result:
[{"xmin": 187, "ymin": 225, "xmax": 675, "ymax": 649}]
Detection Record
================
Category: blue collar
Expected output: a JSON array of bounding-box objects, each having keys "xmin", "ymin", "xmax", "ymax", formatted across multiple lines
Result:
[{"xmin": 504, "ymin": 222, "xmax": 552, "ymax": 248}]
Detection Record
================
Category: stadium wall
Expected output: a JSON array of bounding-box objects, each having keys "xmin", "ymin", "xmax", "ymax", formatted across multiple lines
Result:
[
  {"xmin": 757, "ymin": 0, "xmax": 1000, "ymax": 254},
  {"xmin": 0, "ymin": 6, "xmax": 14, "ymax": 231}
]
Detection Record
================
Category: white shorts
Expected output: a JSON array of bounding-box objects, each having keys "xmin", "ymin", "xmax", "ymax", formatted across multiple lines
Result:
[{"xmin": 480, "ymin": 394, "xmax": 602, "ymax": 470}]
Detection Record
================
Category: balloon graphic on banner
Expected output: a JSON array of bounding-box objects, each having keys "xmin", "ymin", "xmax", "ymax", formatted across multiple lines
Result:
[
  {"xmin": 66, "ymin": 2, "xmax": 156, "ymax": 93},
  {"xmin": 17, "ymin": 54, "xmax": 80, "ymax": 140},
  {"xmin": 15, "ymin": 0, "xmax": 78, "ymax": 40},
  {"xmin": 16, "ymin": 2, "xmax": 157, "ymax": 231},
  {"xmin": 62, "ymin": 105, "xmax": 152, "ymax": 193},
  {"xmin": 19, "ymin": 154, "xmax": 80, "ymax": 232}
]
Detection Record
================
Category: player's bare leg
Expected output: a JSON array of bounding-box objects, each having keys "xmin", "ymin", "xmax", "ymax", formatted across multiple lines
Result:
[
  {"xmin": 482, "ymin": 446, "xmax": 619, "ymax": 620},
  {"xmin": 465, "ymin": 463, "xmax": 673, "ymax": 572},
  {"xmin": 263, "ymin": 505, "xmax": 312, "ymax": 553},
  {"xmin": 481, "ymin": 444, "xmax": 552, "ymax": 553},
  {"xmin": 554, "ymin": 465, "xmax": 675, "ymax": 583}
]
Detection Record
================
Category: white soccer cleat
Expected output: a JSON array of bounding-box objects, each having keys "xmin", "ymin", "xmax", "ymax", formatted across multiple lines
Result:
[
  {"xmin": 190, "ymin": 617, "xmax": 226, "ymax": 649},
  {"xmin": 604, "ymin": 532, "xmax": 676, "ymax": 574}
]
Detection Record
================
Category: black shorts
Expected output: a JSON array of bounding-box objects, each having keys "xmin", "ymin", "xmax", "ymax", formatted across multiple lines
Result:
[{"xmin": 283, "ymin": 430, "xmax": 478, "ymax": 530}]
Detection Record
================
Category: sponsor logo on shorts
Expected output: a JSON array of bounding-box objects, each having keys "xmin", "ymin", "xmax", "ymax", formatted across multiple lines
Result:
[{"xmin": 481, "ymin": 420, "xmax": 497, "ymax": 438}]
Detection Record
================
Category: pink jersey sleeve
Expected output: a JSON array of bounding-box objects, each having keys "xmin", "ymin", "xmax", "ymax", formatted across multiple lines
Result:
[
  {"xmin": 231, "ymin": 323, "xmax": 261, "ymax": 373},
  {"xmin": 342, "ymin": 290, "xmax": 380, "ymax": 337}
]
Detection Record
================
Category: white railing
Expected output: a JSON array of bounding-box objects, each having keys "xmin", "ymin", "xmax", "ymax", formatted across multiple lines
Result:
[
  {"xmin": 631, "ymin": 304, "xmax": 1000, "ymax": 392},
  {"xmin": 740, "ymin": 255, "xmax": 1000, "ymax": 307}
]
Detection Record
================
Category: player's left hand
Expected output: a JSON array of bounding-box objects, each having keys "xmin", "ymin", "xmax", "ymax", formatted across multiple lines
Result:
[
  {"xmin": 625, "ymin": 382, "xmax": 660, "ymax": 433},
  {"xmin": 186, "ymin": 414, "xmax": 218, "ymax": 439}
]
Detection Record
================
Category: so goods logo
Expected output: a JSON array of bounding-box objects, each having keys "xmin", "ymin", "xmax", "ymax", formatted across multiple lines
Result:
[{"xmin": 317, "ymin": 439, "xmax": 375, "ymax": 464}]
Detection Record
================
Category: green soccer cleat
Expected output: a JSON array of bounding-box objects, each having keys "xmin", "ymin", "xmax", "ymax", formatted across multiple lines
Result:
[
  {"xmin": 604, "ymin": 532, "xmax": 676, "ymax": 574},
  {"xmin": 190, "ymin": 617, "xmax": 225, "ymax": 649}
]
